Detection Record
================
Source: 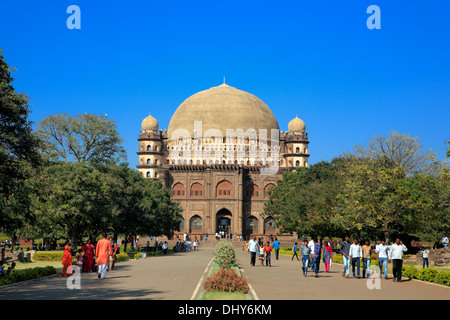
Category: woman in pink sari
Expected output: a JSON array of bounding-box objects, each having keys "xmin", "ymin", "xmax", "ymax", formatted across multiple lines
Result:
[
  {"xmin": 82, "ymin": 239, "xmax": 95, "ymax": 272},
  {"xmin": 322, "ymin": 241, "xmax": 333, "ymax": 272}
]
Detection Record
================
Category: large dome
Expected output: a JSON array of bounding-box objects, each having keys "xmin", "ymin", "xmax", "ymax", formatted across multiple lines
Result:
[{"xmin": 167, "ymin": 83, "xmax": 279, "ymax": 139}]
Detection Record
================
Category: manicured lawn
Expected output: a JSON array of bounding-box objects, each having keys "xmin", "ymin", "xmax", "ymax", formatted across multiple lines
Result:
[
  {"xmin": 3, "ymin": 260, "xmax": 64, "ymax": 274},
  {"xmin": 202, "ymin": 290, "xmax": 248, "ymax": 300}
]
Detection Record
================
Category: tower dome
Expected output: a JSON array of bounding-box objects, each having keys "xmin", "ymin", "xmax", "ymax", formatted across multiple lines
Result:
[
  {"xmin": 288, "ymin": 116, "xmax": 306, "ymax": 133},
  {"xmin": 141, "ymin": 113, "xmax": 159, "ymax": 132}
]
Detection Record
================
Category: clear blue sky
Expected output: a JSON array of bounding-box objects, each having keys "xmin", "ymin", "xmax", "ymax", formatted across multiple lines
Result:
[{"xmin": 1, "ymin": 1, "xmax": 449, "ymax": 167}]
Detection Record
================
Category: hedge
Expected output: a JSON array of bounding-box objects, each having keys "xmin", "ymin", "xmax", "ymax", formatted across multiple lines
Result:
[
  {"xmin": 0, "ymin": 266, "xmax": 56, "ymax": 286},
  {"xmin": 402, "ymin": 266, "xmax": 450, "ymax": 286}
]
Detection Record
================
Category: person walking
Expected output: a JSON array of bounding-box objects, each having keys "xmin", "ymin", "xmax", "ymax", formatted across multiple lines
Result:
[
  {"xmin": 61, "ymin": 241, "xmax": 73, "ymax": 276},
  {"xmin": 389, "ymin": 238, "xmax": 408, "ymax": 283},
  {"xmin": 422, "ymin": 247, "xmax": 429, "ymax": 268},
  {"xmin": 322, "ymin": 241, "xmax": 333, "ymax": 272},
  {"xmin": 272, "ymin": 237, "xmax": 280, "ymax": 260},
  {"xmin": 349, "ymin": 238, "xmax": 362, "ymax": 278},
  {"xmin": 108, "ymin": 236, "xmax": 117, "ymax": 271},
  {"xmin": 291, "ymin": 242, "xmax": 299, "ymax": 261},
  {"xmin": 361, "ymin": 240, "xmax": 372, "ymax": 278},
  {"xmin": 247, "ymin": 236, "xmax": 258, "ymax": 266},
  {"xmin": 76, "ymin": 249, "xmax": 83, "ymax": 271},
  {"xmin": 340, "ymin": 236, "xmax": 351, "ymax": 278},
  {"xmin": 82, "ymin": 239, "xmax": 95, "ymax": 272},
  {"xmin": 163, "ymin": 241, "xmax": 169, "ymax": 254},
  {"xmin": 375, "ymin": 239, "xmax": 389, "ymax": 279},
  {"xmin": 95, "ymin": 233, "xmax": 113, "ymax": 279},
  {"xmin": 258, "ymin": 243, "xmax": 265, "ymax": 267},
  {"xmin": 264, "ymin": 241, "xmax": 272, "ymax": 267},
  {"xmin": 312, "ymin": 238, "xmax": 321, "ymax": 277},
  {"xmin": 300, "ymin": 240, "xmax": 311, "ymax": 277}
]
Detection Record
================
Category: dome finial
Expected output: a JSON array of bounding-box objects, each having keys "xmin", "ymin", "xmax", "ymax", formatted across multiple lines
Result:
[{"xmin": 223, "ymin": 76, "xmax": 226, "ymax": 84}]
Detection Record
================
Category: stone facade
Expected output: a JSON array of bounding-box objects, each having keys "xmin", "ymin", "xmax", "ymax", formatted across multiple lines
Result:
[{"xmin": 136, "ymin": 83, "xmax": 309, "ymax": 241}]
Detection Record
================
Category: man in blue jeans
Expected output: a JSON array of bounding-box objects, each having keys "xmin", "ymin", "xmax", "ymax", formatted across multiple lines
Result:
[
  {"xmin": 340, "ymin": 236, "xmax": 351, "ymax": 278},
  {"xmin": 300, "ymin": 240, "xmax": 311, "ymax": 276},
  {"xmin": 349, "ymin": 238, "xmax": 362, "ymax": 278},
  {"xmin": 376, "ymin": 239, "xmax": 389, "ymax": 279},
  {"xmin": 311, "ymin": 238, "xmax": 321, "ymax": 278}
]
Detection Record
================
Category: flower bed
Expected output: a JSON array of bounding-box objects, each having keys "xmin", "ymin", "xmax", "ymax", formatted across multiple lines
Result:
[{"xmin": 201, "ymin": 241, "xmax": 250, "ymax": 300}]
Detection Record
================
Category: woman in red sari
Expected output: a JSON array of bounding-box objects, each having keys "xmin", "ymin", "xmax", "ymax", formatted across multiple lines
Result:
[
  {"xmin": 82, "ymin": 239, "xmax": 95, "ymax": 272},
  {"xmin": 61, "ymin": 242, "xmax": 73, "ymax": 276}
]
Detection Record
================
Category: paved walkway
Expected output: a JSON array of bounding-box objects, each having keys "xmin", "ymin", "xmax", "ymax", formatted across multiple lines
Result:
[
  {"xmin": 235, "ymin": 247, "xmax": 450, "ymax": 300},
  {"xmin": 0, "ymin": 244, "xmax": 449, "ymax": 300},
  {"xmin": 0, "ymin": 248, "xmax": 214, "ymax": 300}
]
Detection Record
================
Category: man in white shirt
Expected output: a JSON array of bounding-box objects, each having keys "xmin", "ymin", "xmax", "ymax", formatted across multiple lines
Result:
[
  {"xmin": 247, "ymin": 236, "xmax": 258, "ymax": 266},
  {"xmin": 375, "ymin": 239, "xmax": 390, "ymax": 279},
  {"xmin": 349, "ymin": 238, "xmax": 362, "ymax": 278},
  {"xmin": 388, "ymin": 238, "xmax": 408, "ymax": 282},
  {"xmin": 422, "ymin": 247, "xmax": 429, "ymax": 268},
  {"xmin": 308, "ymin": 239, "xmax": 315, "ymax": 269}
]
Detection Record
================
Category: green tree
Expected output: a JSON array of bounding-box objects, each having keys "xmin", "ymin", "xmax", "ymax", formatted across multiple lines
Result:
[
  {"xmin": 102, "ymin": 164, "xmax": 182, "ymax": 252},
  {"xmin": 31, "ymin": 162, "xmax": 112, "ymax": 249},
  {"xmin": 0, "ymin": 49, "xmax": 42, "ymax": 237},
  {"xmin": 334, "ymin": 155, "xmax": 442, "ymax": 242},
  {"xmin": 36, "ymin": 113, "xmax": 126, "ymax": 165},
  {"xmin": 351, "ymin": 130, "xmax": 441, "ymax": 177},
  {"xmin": 263, "ymin": 159, "xmax": 343, "ymax": 241}
]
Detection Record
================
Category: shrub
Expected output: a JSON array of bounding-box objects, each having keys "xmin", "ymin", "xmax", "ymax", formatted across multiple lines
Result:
[
  {"xmin": 402, "ymin": 266, "xmax": 419, "ymax": 279},
  {"xmin": 434, "ymin": 271, "xmax": 450, "ymax": 286},
  {"xmin": 203, "ymin": 269, "xmax": 249, "ymax": 293},
  {"xmin": 115, "ymin": 252, "xmax": 130, "ymax": 262},
  {"xmin": 0, "ymin": 266, "xmax": 56, "ymax": 286},
  {"xmin": 418, "ymin": 268, "xmax": 439, "ymax": 282},
  {"xmin": 134, "ymin": 252, "xmax": 142, "ymax": 259},
  {"xmin": 332, "ymin": 254, "xmax": 343, "ymax": 264},
  {"xmin": 33, "ymin": 252, "xmax": 65, "ymax": 261},
  {"xmin": 213, "ymin": 241, "xmax": 236, "ymax": 269}
]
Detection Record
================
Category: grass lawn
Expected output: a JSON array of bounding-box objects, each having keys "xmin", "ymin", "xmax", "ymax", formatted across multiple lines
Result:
[
  {"xmin": 202, "ymin": 290, "xmax": 248, "ymax": 300},
  {"xmin": 3, "ymin": 260, "xmax": 64, "ymax": 274}
]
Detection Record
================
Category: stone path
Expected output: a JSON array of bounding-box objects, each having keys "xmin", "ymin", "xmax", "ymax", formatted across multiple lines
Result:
[
  {"xmin": 0, "ymin": 243, "xmax": 449, "ymax": 300},
  {"xmin": 235, "ymin": 247, "xmax": 450, "ymax": 300},
  {"xmin": 0, "ymin": 248, "xmax": 214, "ymax": 300}
]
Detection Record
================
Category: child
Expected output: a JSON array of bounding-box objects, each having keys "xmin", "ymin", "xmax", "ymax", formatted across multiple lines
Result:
[
  {"xmin": 300, "ymin": 240, "xmax": 311, "ymax": 276},
  {"xmin": 76, "ymin": 248, "xmax": 83, "ymax": 271},
  {"xmin": 259, "ymin": 244, "xmax": 265, "ymax": 266},
  {"xmin": 265, "ymin": 241, "xmax": 272, "ymax": 267},
  {"xmin": 292, "ymin": 242, "xmax": 299, "ymax": 261}
]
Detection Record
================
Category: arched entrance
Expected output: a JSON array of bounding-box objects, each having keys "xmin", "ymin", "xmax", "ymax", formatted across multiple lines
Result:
[{"xmin": 216, "ymin": 208, "xmax": 232, "ymax": 238}]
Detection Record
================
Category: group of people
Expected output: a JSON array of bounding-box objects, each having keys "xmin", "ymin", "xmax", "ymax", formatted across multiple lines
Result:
[
  {"xmin": 292, "ymin": 239, "xmax": 334, "ymax": 277},
  {"xmin": 174, "ymin": 238, "xmax": 199, "ymax": 252},
  {"xmin": 246, "ymin": 235, "xmax": 413, "ymax": 282},
  {"xmin": 333, "ymin": 236, "xmax": 409, "ymax": 282},
  {"xmin": 246, "ymin": 236, "xmax": 281, "ymax": 267},
  {"xmin": 61, "ymin": 233, "xmax": 119, "ymax": 279}
]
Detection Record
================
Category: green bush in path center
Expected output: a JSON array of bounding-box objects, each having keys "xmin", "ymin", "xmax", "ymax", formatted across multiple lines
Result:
[{"xmin": 213, "ymin": 241, "xmax": 236, "ymax": 269}]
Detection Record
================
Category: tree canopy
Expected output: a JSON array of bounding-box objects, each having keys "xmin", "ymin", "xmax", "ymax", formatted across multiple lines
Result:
[
  {"xmin": 36, "ymin": 113, "xmax": 126, "ymax": 165},
  {"xmin": 264, "ymin": 132, "xmax": 449, "ymax": 244}
]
